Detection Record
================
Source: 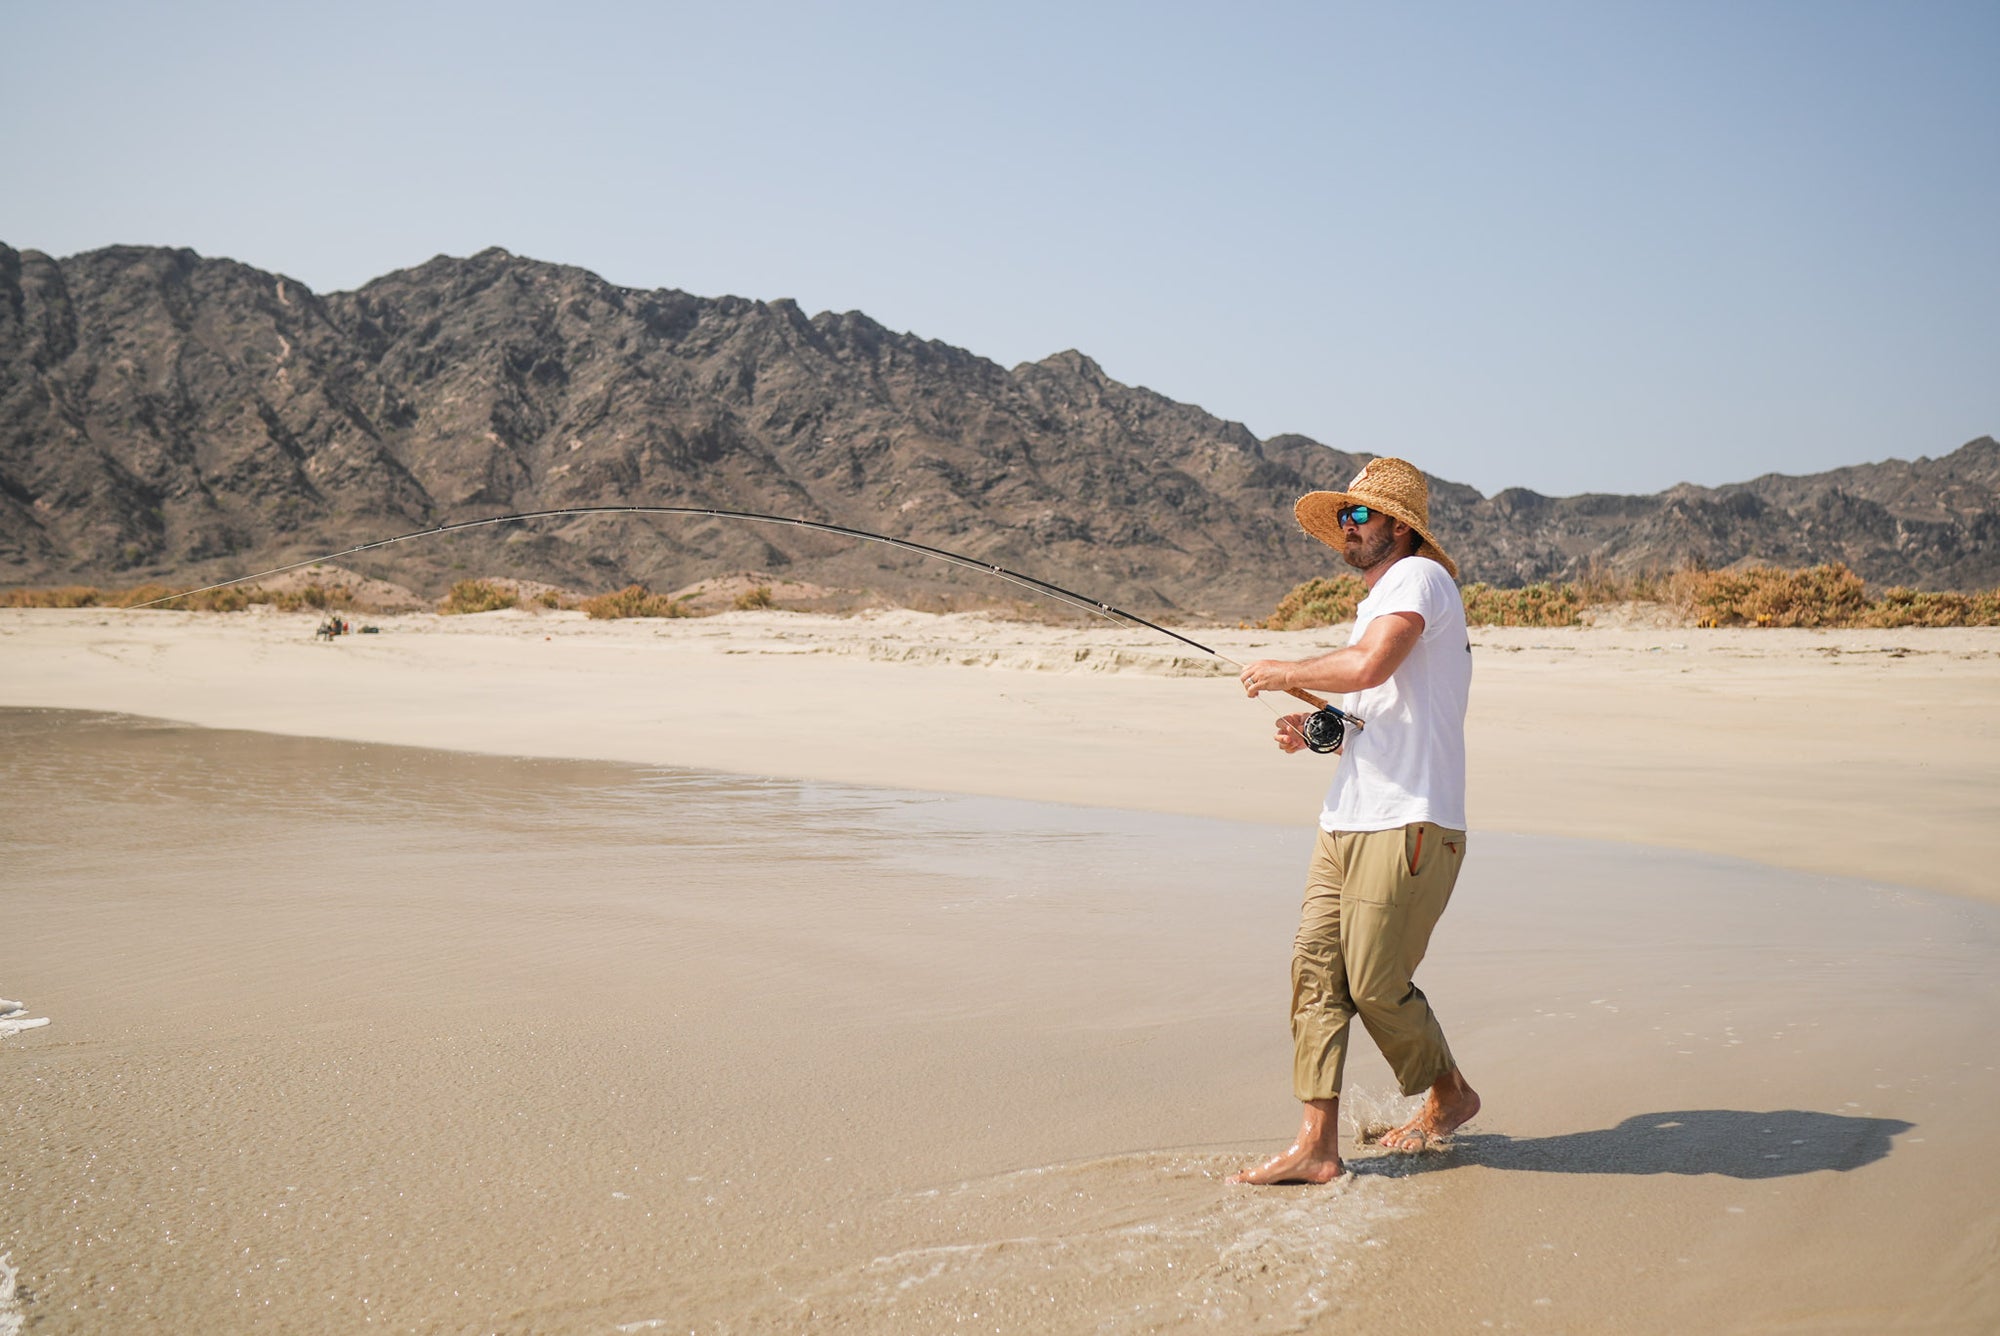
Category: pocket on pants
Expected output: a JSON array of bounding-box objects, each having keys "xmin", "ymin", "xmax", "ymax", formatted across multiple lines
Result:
[
  {"xmin": 1404, "ymin": 822, "xmax": 1428, "ymax": 877},
  {"xmin": 1344, "ymin": 827, "xmax": 1414, "ymax": 907}
]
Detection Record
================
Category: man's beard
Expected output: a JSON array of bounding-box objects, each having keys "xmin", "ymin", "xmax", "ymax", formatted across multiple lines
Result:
[{"xmin": 1340, "ymin": 525, "xmax": 1401, "ymax": 573}]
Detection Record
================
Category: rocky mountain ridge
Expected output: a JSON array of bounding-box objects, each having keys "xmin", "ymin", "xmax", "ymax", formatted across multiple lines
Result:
[{"xmin": 2, "ymin": 242, "xmax": 1994, "ymax": 619}]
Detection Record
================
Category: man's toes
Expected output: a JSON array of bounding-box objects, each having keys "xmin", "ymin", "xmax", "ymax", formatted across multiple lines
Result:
[{"xmin": 1378, "ymin": 1120, "xmax": 1448, "ymax": 1153}]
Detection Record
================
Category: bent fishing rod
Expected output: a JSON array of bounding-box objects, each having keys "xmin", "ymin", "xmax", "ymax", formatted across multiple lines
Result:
[{"xmin": 133, "ymin": 503, "xmax": 1364, "ymax": 753}]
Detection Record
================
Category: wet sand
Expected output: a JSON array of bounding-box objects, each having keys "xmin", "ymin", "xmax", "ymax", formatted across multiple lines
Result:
[{"xmin": 4, "ymin": 710, "xmax": 1997, "ymax": 1333}]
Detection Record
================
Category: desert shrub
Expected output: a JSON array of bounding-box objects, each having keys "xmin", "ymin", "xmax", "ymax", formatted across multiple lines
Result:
[
  {"xmin": 1255, "ymin": 560, "xmax": 2000, "ymax": 630},
  {"xmin": 439, "ymin": 579, "xmax": 518, "ymax": 615},
  {"xmin": 1, "ymin": 586, "xmax": 107, "ymax": 608},
  {"xmin": 111, "ymin": 583, "xmax": 178, "ymax": 608},
  {"xmin": 537, "ymin": 590, "xmax": 562, "ymax": 609},
  {"xmin": 1263, "ymin": 575, "xmax": 1367, "ymax": 630},
  {"xmin": 578, "ymin": 584, "xmax": 690, "ymax": 620},
  {"xmin": 100, "ymin": 583, "xmax": 248, "ymax": 611},
  {"xmin": 1687, "ymin": 563, "xmax": 1871, "ymax": 628},
  {"xmin": 267, "ymin": 584, "xmax": 354, "ymax": 611},
  {"xmin": 1863, "ymin": 586, "xmax": 2000, "ymax": 628},
  {"xmin": 173, "ymin": 586, "xmax": 267, "ymax": 611},
  {"xmin": 1572, "ymin": 564, "xmax": 1710, "ymax": 611},
  {"xmin": 1265, "ymin": 573, "xmax": 1583, "ymax": 629},
  {"xmin": 104, "ymin": 584, "xmax": 168, "ymax": 608},
  {"xmin": 149, "ymin": 586, "xmax": 249, "ymax": 611},
  {"xmin": 1460, "ymin": 581, "xmax": 1584, "ymax": 627},
  {"xmin": 0, "ymin": 582, "xmax": 346, "ymax": 611},
  {"xmin": 1654, "ymin": 567, "xmax": 1728, "ymax": 618},
  {"xmin": 734, "ymin": 584, "xmax": 775, "ymax": 611}
]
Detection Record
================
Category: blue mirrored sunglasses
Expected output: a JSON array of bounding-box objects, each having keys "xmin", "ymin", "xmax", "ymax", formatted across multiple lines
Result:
[{"xmin": 1336, "ymin": 505, "xmax": 1376, "ymax": 526}]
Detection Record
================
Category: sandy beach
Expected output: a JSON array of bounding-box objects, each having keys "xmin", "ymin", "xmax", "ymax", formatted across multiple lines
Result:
[
  {"xmin": 3, "ymin": 607, "xmax": 1999, "ymax": 1333},
  {"xmin": 3, "ymin": 606, "xmax": 1997, "ymax": 901}
]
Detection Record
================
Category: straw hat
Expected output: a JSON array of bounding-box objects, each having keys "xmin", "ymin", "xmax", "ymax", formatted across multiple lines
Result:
[{"xmin": 1295, "ymin": 457, "xmax": 1459, "ymax": 580}]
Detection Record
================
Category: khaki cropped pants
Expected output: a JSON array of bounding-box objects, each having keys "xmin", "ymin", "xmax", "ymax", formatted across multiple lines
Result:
[{"xmin": 1291, "ymin": 821, "xmax": 1466, "ymax": 1102}]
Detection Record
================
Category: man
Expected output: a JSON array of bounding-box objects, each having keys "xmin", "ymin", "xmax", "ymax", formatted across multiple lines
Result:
[{"xmin": 1230, "ymin": 456, "xmax": 1478, "ymax": 1185}]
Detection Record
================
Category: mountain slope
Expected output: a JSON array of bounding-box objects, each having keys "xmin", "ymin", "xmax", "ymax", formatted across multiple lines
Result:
[{"xmin": 2, "ymin": 242, "xmax": 1994, "ymax": 615}]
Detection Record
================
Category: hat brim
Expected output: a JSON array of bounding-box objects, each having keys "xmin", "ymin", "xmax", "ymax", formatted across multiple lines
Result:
[{"xmin": 1295, "ymin": 491, "xmax": 1459, "ymax": 581}]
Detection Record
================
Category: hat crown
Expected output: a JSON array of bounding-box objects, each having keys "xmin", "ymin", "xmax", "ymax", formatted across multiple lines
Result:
[{"xmin": 1345, "ymin": 457, "xmax": 1431, "ymax": 529}]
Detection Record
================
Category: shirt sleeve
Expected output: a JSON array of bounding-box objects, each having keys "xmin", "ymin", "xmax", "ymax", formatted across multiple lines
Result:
[{"xmin": 1370, "ymin": 559, "xmax": 1453, "ymax": 640}]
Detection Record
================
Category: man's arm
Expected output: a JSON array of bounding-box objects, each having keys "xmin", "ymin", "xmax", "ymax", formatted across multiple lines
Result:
[{"xmin": 1239, "ymin": 610, "xmax": 1424, "ymax": 698}]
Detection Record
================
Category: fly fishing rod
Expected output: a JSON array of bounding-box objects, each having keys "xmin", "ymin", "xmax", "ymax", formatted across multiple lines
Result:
[{"xmin": 133, "ymin": 503, "xmax": 1363, "ymax": 752}]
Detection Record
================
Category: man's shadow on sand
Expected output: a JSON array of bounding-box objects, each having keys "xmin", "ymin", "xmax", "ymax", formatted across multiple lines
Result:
[{"xmin": 1353, "ymin": 1109, "xmax": 1914, "ymax": 1179}]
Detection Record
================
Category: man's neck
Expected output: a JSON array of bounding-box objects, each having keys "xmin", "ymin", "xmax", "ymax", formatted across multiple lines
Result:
[{"xmin": 1360, "ymin": 551, "xmax": 1411, "ymax": 591}]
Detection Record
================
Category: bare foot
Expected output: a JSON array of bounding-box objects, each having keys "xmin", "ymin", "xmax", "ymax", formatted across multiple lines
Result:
[
  {"xmin": 1228, "ymin": 1142, "xmax": 1345, "ymax": 1185},
  {"xmin": 1379, "ymin": 1072, "xmax": 1480, "ymax": 1153}
]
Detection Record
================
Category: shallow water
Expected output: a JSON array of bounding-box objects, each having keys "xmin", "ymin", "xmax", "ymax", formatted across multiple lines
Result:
[{"xmin": 3, "ymin": 708, "xmax": 1997, "ymax": 1334}]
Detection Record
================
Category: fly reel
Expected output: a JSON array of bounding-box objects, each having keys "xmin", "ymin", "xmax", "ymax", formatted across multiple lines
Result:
[{"xmin": 1300, "ymin": 706, "xmax": 1354, "ymax": 754}]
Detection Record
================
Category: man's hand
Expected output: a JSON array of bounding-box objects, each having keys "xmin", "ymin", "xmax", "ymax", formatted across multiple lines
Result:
[
  {"xmin": 1274, "ymin": 712, "xmax": 1312, "ymax": 753},
  {"xmin": 1240, "ymin": 660, "xmax": 1294, "ymax": 697}
]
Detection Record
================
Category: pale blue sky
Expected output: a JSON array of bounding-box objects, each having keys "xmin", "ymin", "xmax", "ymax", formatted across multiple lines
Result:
[{"xmin": 5, "ymin": 1, "xmax": 1995, "ymax": 496}]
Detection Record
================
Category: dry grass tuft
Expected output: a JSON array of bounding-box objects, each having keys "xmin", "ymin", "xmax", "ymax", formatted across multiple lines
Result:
[
  {"xmin": 1460, "ymin": 582, "xmax": 1585, "ymax": 627},
  {"xmin": 733, "ymin": 584, "xmax": 775, "ymax": 611},
  {"xmin": 1, "ymin": 582, "xmax": 355, "ymax": 611},
  {"xmin": 0, "ymin": 585, "xmax": 107, "ymax": 609},
  {"xmin": 1262, "ymin": 561, "xmax": 2000, "ymax": 630},
  {"xmin": 577, "ymin": 584, "xmax": 692, "ymax": 620},
  {"xmin": 438, "ymin": 580, "xmax": 518, "ymax": 615},
  {"xmin": 1682, "ymin": 563, "xmax": 1869, "ymax": 627},
  {"xmin": 1864, "ymin": 586, "xmax": 2000, "ymax": 627},
  {"xmin": 1262, "ymin": 576, "xmax": 1366, "ymax": 630}
]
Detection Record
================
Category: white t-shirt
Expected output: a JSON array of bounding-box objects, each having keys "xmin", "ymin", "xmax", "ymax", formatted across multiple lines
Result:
[{"xmin": 1319, "ymin": 555, "xmax": 1471, "ymax": 833}]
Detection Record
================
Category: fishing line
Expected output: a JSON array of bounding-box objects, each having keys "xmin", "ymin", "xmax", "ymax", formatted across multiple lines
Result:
[{"xmin": 131, "ymin": 503, "xmax": 1361, "ymax": 749}]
